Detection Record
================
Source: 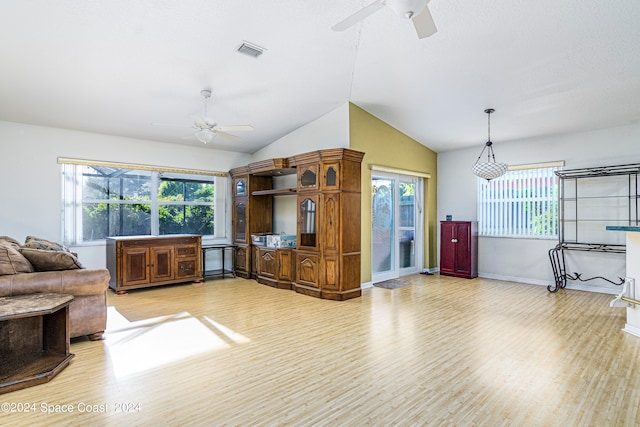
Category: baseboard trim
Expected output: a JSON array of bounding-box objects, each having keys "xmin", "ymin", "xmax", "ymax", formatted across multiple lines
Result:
[
  {"xmin": 623, "ymin": 323, "xmax": 640, "ymax": 338},
  {"xmin": 361, "ymin": 281, "xmax": 374, "ymax": 289},
  {"xmin": 478, "ymin": 272, "xmax": 619, "ymax": 295}
]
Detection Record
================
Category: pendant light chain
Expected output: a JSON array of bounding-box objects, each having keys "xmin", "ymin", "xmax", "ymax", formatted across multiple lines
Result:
[{"xmin": 489, "ymin": 113, "xmax": 495, "ymax": 163}]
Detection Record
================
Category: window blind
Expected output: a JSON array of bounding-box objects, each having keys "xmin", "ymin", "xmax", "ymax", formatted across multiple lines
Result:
[{"xmin": 477, "ymin": 165, "xmax": 561, "ymax": 239}]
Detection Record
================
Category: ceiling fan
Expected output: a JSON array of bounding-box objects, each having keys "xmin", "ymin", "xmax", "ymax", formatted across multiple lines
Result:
[
  {"xmin": 332, "ymin": 0, "xmax": 437, "ymax": 39},
  {"xmin": 154, "ymin": 89, "xmax": 253, "ymax": 144}
]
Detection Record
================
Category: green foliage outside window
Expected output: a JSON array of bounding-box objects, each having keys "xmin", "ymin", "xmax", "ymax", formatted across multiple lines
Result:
[{"xmin": 78, "ymin": 166, "xmax": 215, "ymax": 240}]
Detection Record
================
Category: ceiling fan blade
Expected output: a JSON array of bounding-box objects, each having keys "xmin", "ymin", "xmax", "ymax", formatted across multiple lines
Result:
[
  {"xmin": 213, "ymin": 125, "xmax": 254, "ymax": 132},
  {"xmin": 412, "ymin": 5, "xmax": 437, "ymax": 39},
  {"xmin": 215, "ymin": 131, "xmax": 240, "ymax": 141},
  {"xmin": 332, "ymin": 0, "xmax": 386, "ymax": 31},
  {"xmin": 192, "ymin": 116, "xmax": 209, "ymax": 128}
]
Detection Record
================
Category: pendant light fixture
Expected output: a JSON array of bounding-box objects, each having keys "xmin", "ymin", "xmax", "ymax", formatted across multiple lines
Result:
[{"xmin": 472, "ymin": 108, "xmax": 508, "ymax": 181}]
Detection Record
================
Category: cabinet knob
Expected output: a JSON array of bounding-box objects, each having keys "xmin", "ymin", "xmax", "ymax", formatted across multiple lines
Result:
[{"xmin": 451, "ymin": 239, "xmax": 458, "ymax": 243}]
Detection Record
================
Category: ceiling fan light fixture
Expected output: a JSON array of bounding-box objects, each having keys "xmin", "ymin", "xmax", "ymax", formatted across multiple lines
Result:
[
  {"xmin": 472, "ymin": 108, "xmax": 509, "ymax": 181},
  {"xmin": 388, "ymin": 0, "xmax": 428, "ymax": 18},
  {"xmin": 195, "ymin": 128, "xmax": 216, "ymax": 144},
  {"xmin": 331, "ymin": 0, "xmax": 436, "ymax": 39}
]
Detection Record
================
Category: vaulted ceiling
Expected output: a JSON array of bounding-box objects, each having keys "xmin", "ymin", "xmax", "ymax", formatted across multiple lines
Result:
[{"xmin": 1, "ymin": 1, "xmax": 639, "ymax": 154}]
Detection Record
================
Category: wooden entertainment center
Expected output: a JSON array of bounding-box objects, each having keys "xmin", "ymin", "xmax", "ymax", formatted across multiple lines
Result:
[{"xmin": 230, "ymin": 148, "xmax": 364, "ymax": 300}]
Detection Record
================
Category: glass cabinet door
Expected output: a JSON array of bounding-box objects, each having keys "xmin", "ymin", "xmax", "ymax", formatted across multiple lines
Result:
[
  {"xmin": 235, "ymin": 201, "xmax": 246, "ymax": 242},
  {"xmin": 235, "ymin": 179, "xmax": 247, "ymax": 196},
  {"xmin": 299, "ymin": 197, "xmax": 317, "ymax": 247},
  {"xmin": 298, "ymin": 165, "xmax": 318, "ymax": 190},
  {"xmin": 322, "ymin": 163, "xmax": 339, "ymax": 189}
]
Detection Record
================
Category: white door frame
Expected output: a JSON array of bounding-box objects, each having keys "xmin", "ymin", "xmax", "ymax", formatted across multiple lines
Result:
[{"xmin": 371, "ymin": 171, "xmax": 424, "ymax": 283}]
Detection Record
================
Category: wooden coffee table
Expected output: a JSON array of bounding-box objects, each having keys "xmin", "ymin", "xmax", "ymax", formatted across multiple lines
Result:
[{"xmin": 0, "ymin": 293, "xmax": 75, "ymax": 394}]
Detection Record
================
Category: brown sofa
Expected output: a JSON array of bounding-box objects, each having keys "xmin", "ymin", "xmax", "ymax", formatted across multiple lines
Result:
[
  {"xmin": 0, "ymin": 269, "xmax": 110, "ymax": 340},
  {"xmin": 0, "ymin": 236, "xmax": 110, "ymax": 340}
]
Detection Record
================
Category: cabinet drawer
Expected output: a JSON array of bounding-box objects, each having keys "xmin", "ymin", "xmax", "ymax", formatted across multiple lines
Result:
[
  {"xmin": 176, "ymin": 259, "xmax": 197, "ymax": 279},
  {"xmin": 175, "ymin": 244, "xmax": 198, "ymax": 258}
]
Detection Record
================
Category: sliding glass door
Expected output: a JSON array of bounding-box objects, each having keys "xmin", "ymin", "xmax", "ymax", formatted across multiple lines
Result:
[{"xmin": 372, "ymin": 172, "xmax": 422, "ymax": 283}]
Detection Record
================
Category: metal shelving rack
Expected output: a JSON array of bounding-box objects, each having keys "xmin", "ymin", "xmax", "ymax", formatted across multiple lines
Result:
[{"xmin": 548, "ymin": 163, "xmax": 640, "ymax": 292}]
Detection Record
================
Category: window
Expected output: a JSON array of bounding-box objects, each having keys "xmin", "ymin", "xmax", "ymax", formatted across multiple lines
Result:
[
  {"xmin": 477, "ymin": 164, "xmax": 562, "ymax": 238},
  {"xmin": 62, "ymin": 163, "xmax": 226, "ymax": 245}
]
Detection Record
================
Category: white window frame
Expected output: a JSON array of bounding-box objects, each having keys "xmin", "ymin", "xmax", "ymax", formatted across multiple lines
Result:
[
  {"xmin": 477, "ymin": 161, "xmax": 564, "ymax": 239},
  {"xmin": 60, "ymin": 159, "xmax": 227, "ymax": 245}
]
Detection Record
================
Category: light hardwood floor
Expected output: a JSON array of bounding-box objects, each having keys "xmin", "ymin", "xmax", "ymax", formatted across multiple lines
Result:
[{"xmin": 3, "ymin": 274, "xmax": 640, "ymax": 426}]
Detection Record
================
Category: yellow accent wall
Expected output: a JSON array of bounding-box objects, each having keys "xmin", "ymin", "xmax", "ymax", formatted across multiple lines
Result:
[{"xmin": 348, "ymin": 103, "xmax": 438, "ymax": 283}]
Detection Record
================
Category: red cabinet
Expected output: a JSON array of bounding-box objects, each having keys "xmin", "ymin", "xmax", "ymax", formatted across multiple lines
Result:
[{"xmin": 440, "ymin": 221, "xmax": 478, "ymax": 279}]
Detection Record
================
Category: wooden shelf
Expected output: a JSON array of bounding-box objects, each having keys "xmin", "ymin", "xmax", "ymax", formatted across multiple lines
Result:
[
  {"xmin": 252, "ymin": 188, "xmax": 297, "ymax": 196},
  {"xmin": 248, "ymin": 158, "xmax": 296, "ymax": 176},
  {"xmin": 0, "ymin": 293, "xmax": 74, "ymax": 394}
]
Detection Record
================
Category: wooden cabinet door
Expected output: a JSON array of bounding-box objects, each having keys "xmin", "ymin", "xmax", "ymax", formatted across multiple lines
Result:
[
  {"xmin": 277, "ymin": 249, "xmax": 294, "ymax": 281},
  {"xmin": 234, "ymin": 198, "xmax": 248, "ymax": 243},
  {"xmin": 298, "ymin": 194, "xmax": 319, "ymax": 250},
  {"xmin": 122, "ymin": 246, "xmax": 150, "ymax": 286},
  {"xmin": 454, "ymin": 222, "xmax": 472, "ymax": 275},
  {"xmin": 322, "ymin": 254, "xmax": 339, "ymax": 291},
  {"xmin": 150, "ymin": 246, "xmax": 174, "ymax": 283},
  {"xmin": 234, "ymin": 177, "xmax": 248, "ymax": 197},
  {"xmin": 251, "ymin": 245, "xmax": 260, "ymax": 278},
  {"xmin": 259, "ymin": 248, "xmax": 277, "ymax": 279},
  {"xmin": 297, "ymin": 164, "xmax": 318, "ymax": 191},
  {"xmin": 296, "ymin": 251, "xmax": 319, "ymax": 288},
  {"xmin": 322, "ymin": 193, "xmax": 340, "ymax": 252},
  {"xmin": 440, "ymin": 222, "xmax": 456, "ymax": 275},
  {"xmin": 235, "ymin": 244, "xmax": 249, "ymax": 277},
  {"xmin": 321, "ymin": 162, "xmax": 340, "ymax": 190}
]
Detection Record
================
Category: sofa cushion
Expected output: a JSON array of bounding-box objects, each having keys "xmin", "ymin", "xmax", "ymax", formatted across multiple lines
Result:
[
  {"xmin": 23, "ymin": 235, "xmax": 72, "ymax": 252},
  {"xmin": 20, "ymin": 248, "xmax": 84, "ymax": 271},
  {"xmin": 0, "ymin": 238, "xmax": 34, "ymax": 275},
  {"xmin": 0, "ymin": 236, "xmax": 22, "ymax": 247}
]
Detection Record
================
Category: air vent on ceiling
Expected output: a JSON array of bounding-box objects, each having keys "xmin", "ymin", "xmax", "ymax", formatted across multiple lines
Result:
[{"xmin": 237, "ymin": 41, "xmax": 265, "ymax": 58}]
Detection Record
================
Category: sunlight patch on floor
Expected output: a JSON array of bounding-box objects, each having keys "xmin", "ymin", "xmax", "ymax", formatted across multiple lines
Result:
[
  {"xmin": 203, "ymin": 315, "xmax": 251, "ymax": 344},
  {"xmin": 104, "ymin": 306, "xmax": 230, "ymax": 378}
]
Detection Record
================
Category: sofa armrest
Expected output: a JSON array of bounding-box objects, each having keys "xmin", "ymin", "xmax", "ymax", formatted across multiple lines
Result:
[{"xmin": 0, "ymin": 269, "xmax": 110, "ymax": 297}]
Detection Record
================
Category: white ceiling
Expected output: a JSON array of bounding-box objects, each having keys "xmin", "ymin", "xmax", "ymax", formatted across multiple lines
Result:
[{"xmin": 1, "ymin": 0, "xmax": 639, "ymax": 154}]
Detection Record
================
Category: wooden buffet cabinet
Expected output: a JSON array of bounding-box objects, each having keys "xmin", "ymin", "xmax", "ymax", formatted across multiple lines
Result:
[
  {"xmin": 230, "ymin": 148, "xmax": 364, "ymax": 300},
  {"xmin": 106, "ymin": 235, "xmax": 202, "ymax": 294}
]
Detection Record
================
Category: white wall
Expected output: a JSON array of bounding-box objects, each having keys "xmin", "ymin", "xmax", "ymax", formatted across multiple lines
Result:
[
  {"xmin": 251, "ymin": 103, "xmax": 349, "ymax": 161},
  {"xmin": 437, "ymin": 122, "xmax": 640, "ymax": 293},
  {"xmin": 251, "ymin": 103, "xmax": 351, "ymax": 234},
  {"xmin": 0, "ymin": 120, "xmax": 251, "ymax": 269}
]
